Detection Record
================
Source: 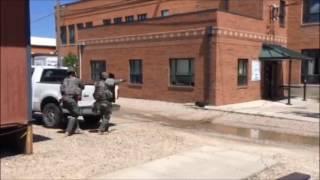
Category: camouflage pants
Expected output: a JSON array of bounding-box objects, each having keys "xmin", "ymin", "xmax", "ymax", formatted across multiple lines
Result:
[
  {"xmin": 62, "ymin": 96, "xmax": 80, "ymax": 135},
  {"xmin": 94, "ymin": 100, "xmax": 112, "ymax": 132}
]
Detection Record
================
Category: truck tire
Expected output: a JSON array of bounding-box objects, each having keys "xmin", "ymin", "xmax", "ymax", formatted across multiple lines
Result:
[{"xmin": 42, "ymin": 103, "xmax": 63, "ymax": 128}]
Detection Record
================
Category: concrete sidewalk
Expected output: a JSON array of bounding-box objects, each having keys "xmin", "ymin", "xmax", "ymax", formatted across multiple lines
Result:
[
  {"xmin": 92, "ymin": 146, "xmax": 276, "ymax": 179},
  {"xmin": 206, "ymin": 98, "xmax": 319, "ymax": 123}
]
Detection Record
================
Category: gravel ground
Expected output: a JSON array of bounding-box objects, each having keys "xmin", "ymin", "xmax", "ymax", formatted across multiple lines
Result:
[
  {"xmin": 1, "ymin": 100, "xmax": 319, "ymax": 179},
  {"xmin": 1, "ymin": 116, "xmax": 196, "ymax": 179}
]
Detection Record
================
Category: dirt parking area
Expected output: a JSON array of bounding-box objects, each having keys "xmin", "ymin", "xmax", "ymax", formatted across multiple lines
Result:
[
  {"xmin": 1, "ymin": 107, "xmax": 319, "ymax": 179},
  {"xmin": 1, "ymin": 114, "xmax": 196, "ymax": 179}
]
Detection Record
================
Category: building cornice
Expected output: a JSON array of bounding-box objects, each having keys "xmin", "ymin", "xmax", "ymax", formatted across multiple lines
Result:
[{"xmin": 78, "ymin": 27, "xmax": 287, "ymax": 46}]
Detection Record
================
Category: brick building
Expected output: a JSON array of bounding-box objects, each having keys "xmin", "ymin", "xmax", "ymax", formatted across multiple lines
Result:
[
  {"xmin": 287, "ymin": 0, "xmax": 319, "ymax": 84},
  {"xmin": 57, "ymin": 0, "xmax": 315, "ymax": 105}
]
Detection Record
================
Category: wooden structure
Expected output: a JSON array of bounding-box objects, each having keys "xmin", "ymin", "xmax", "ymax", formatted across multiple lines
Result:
[{"xmin": 0, "ymin": 0, "xmax": 32, "ymax": 154}]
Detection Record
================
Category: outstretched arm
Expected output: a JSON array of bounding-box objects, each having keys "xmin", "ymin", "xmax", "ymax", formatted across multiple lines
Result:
[{"xmin": 114, "ymin": 79, "xmax": 126, "ymax": 85}]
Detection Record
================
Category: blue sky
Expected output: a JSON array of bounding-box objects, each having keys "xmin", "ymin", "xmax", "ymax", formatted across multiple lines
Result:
[{"xmin": 30, "ymin": 0, "xmax": 78, "ymax": 38}]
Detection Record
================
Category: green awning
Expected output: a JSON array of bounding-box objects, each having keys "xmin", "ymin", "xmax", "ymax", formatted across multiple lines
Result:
[{"xmin": 259, "ymin": 44, "xmax": 313, "ymax": 61}]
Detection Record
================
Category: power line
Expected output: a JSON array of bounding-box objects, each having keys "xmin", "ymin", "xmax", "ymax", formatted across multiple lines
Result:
[{"xmin": 31, "ymin": 12, "xmax": 54, "ymax": 24}]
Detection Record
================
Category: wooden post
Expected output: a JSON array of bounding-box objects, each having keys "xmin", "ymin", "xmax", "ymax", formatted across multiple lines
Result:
[
  {"xmin": 55, "ymin": 0, "xmax": 61, "ymax": 67},
  {"xmin": 287, "ymin": 60, "xmax": 292, "ymax": 105},
  {"xmin": 25, "ymin": 124, "xmax": 33, "ymax": 154}
]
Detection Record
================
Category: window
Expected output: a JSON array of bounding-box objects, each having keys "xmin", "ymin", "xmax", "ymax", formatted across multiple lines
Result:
[
  {"xmin": 137, "ymin": 13, "xmax": 147, "ymax": 21},
  {"xmin": 113, "ymin": 17, "xmax": 123, "ymax": 24},
  {"xmin": 40, "ymin": 69, "xmax": 68, "ymax": 83},
  {"xmin": 68, "ymin": 24, "xmax": 75, "ymax": 44},
  {"xmin": 60, "ymin": 26, "xmax": 67, "ymax": 45},
  {"xmin": 103, "ymin": 19, "xmax": 111, "ymax": 26},
  {"xmin": 125, "ymin": 15, "xmax": 134, "ymax": 23},
  {"xmin": 91, "ymin": 61, "xmax": 106, "ymax": 81},
  {"xmin": 170, "ymin": 59, "xmax": 194, "ymax": 86},
  {"xmin": 238, "ymin": 59, "xmax": 248, "ymax": 86},
  {"xmin": 303, "ymin": 0, "xmax": 320, "ymax": 23},
  {"xmin": 85, "ymin": 22, "xmax": 93, "ymax": 28},
  {"xmin": 161, "ymin": 10, "xmax": 170, "ymax": 17},
  {"xmin": 302, "ymin": 49, "xmax": 320, "ymax": 84},
  {"xmin": 279, "ymin": 0, "xmax": 286, "ymax": 27},
  {"xmin": 129, "ymin": 60, "xmax": 143, "ymax": 84},
  {"xmin": 77, "ymin": 23, "xmax": 84, "ymax": 30},
  {"xmin": 223, "ymin": 0, "xmax": 229, "ymax": 11}
]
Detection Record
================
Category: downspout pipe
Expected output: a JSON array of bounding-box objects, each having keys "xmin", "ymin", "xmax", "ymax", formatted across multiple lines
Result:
[
  {"xmin": 78, "ymin": 43, "xmax": 84, "ymax": 79},
  {"xmin": 204, "ymin": 26, "xmax": 213, "ymax": 105}
]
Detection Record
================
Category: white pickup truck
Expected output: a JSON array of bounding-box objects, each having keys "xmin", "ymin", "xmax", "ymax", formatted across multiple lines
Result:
[{"xmin": 32, "ymin": 66, "xmax": 116, "ymax": 128}]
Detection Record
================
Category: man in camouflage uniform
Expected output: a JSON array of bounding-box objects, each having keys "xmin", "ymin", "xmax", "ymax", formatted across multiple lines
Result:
[
  {"xmin": 60, "ymin": 69, "xmax": 84, "ymax": 136},
  {"xmin": 105, "ymin": 73, "xmax": 125, "ymax": 102},
  {"xmin": 93, "ymin": 72, "xmax": 113, "ymax": 134}
]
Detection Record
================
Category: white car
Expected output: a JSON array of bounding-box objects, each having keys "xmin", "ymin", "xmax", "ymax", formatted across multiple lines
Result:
[{"xmin": 32, "ymin": 66, "xmax": 118, "ymax": 128}]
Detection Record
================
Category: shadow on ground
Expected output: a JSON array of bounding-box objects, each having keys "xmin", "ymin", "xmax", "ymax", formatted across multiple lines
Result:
[
  {"xmin": 289, "ymin": 111, "xmax": 320, "ymax": 119},
  {"xmin": 0, "ymin": 134, "xmax": 51, "ymax": 158},
  {"xmin": 33, "ymin": 134, "xmax": 51, "ymax": 143}
]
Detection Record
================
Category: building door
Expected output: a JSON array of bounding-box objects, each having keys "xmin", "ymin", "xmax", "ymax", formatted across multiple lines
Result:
[{"xmin": 263, "ymin": 61, "xmax": 280, "ymax": 100}]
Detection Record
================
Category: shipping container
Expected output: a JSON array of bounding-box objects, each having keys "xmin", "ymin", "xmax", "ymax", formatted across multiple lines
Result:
[{"xmin": 0, "ymin": 0, "xmax": 32, "ymax": 154}]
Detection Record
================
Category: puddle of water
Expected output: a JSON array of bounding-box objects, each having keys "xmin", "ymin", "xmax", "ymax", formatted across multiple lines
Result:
[{"xmin": 116, "ymin": 109, "xmax": 319, "ymax": 146}]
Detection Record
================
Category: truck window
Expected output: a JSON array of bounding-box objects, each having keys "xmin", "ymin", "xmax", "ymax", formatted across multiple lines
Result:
[
  {"xmin": 40, "ymin": 69, "xmax": 68, "ymax": 83},
  {"xmin": 31, "ymin": 68, "xmax": 34, "ymax": 75}
]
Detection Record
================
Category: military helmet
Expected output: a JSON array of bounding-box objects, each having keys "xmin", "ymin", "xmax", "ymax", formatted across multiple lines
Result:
[
  {"xmin": 101, "ymin": 72, "xmax": 108, "ymax": 79},
  {"xmin": 67, "ymin": 67, "xmax": 76, "ymax": 76}
]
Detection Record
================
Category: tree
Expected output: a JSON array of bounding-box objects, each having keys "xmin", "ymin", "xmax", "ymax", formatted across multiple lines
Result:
[{"xmin": 63, "ymin": 53, "xmax": 79, "ymax": 75}]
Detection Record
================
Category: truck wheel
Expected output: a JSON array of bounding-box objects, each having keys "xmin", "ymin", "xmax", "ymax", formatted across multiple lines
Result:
[{"xmin": 42, "ymin": 103, "xmax": 62, "ymax": 128}]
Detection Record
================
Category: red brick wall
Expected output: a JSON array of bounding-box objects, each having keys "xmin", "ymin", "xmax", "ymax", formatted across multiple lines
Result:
[
  {"xmin": 228, "ymin": 0, "xmax": 264, "ymax": 19},
  {"xmin": 287, "ymin": 0, "xmax": 320, "ymax": 50},
  {"xmin": 79, "ymin": 10, "xmax": 217, "ymax": 40},
  {"xmin": 60, "ymin": 0, "xmax": 302, "ymax": 105},
  {"xmin": 214, "ymin": 37, "xmax": 262, "ymax": 105},
  {"xmin": 287, "ymin": 0, "xmax": 320, "ymax": 84},
  {"xmin": 82, "ymin": 38, "xmax": 207, "ymax": 103},
  {"xmin": 59, "ymin": 0, "xmax": 269, "ymax": 50}
]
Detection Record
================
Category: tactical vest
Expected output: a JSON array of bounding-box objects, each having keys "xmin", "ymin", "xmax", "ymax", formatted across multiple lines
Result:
[
  {"xmin": 93, "ymin": 80, "xmax": 113, "ymax": 101},
  {"xmin": 62, "ymin": 77, "xmax": 81, "ymax": 96}
]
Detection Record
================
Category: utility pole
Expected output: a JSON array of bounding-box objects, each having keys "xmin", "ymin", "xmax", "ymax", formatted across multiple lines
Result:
[{"xmin": 55, "ymin": 0, "xmax": 61, "ymax": 67}]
